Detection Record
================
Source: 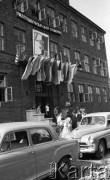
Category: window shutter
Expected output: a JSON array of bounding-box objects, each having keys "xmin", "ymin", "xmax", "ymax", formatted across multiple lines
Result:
[
  {"xmin": 15, "ymin": 0, "xmax": 28, "ymax": 13},
  {"xmin": 39, "ymin": 8, "xmax": 46, "ymax": 21}
]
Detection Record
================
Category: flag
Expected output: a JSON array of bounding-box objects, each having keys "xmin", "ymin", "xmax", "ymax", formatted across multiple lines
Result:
[
  {"xmin": 15, "ymin": 51, "xmax": 26, "ymax": 64},
  {"xmin": 21, "ymin": 56, "xmax": 35, "ymax": 80},
  {"xmin": 68, "ymin": 64, "xmax": 77, "ymax": 84}
]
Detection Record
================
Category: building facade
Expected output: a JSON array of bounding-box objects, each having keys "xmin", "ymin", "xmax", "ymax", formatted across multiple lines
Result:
[{"xmin": 0, "ymin": 0, "xmax": 109, "ymax": 123}]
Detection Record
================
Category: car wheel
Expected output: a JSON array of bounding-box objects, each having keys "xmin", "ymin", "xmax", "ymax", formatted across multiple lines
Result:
[
  {"xmin": 95, "ymin": 140, "xmax": 105, "ymax": 159},
  {"xmin": 57, "ymin": 157, "xmax": 71, "ymax": 180}
]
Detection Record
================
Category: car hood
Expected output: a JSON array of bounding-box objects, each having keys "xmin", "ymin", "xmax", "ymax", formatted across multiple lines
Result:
[{"xmin": 71, "ymin": 125, "xmax": 105, "ymax": 139}]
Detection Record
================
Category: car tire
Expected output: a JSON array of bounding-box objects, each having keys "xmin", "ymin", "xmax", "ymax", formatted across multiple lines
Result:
[
  {"xmin": 95, "ymin": 140, "xmax": 105, "ymax": 159},
  {"xmin": 57, "ymin": 157, "xmax": 71, "ymax": 180}
]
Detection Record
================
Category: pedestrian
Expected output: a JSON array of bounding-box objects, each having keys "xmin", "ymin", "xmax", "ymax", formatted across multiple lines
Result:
[
  {"xmin": 60, "ymin": 112, "xmax": 72, "ymax": 138},
  {"xmin": 53, "ymin": 106, "xmax": 59, "ymax": 123},
  {"xmin": 36, "ymin": 103, "xmax": 41, "ymax": 114},
  {"xmin": 65, "ymin": 98, "xmax": 71, "ymax": 108},
  {"xmin": 81, "ymin": 109, "xmax": 86, "ymax": 118},
  {"xmin": 45, "ymin": 103, "xmax": 50, "ymax": 118},
  {"xmin": 76, "ymin": 109, "xmax": 82, "ymax": 126},
  {"xmin": 69, "ymin": 109, "xmax": 77, "ymax": 130},
  {"xmin": 56, "ymin": 111, "xmax": 64, "ymax": 135}
]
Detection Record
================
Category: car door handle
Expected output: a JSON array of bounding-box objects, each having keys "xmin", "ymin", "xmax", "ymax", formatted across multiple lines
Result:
[{"xmin": 28, "ymin": 151, "xmax": 35, "ymax": 154}]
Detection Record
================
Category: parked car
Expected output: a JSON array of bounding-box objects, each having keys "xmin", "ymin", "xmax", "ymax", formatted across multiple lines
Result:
[
  {"xmin": 68, "ymin": 112, "xmax": 110, "ymax": 159},
  {"xmin": 0, "ymin": 121, "xmax": 79, "ymax": 180}
]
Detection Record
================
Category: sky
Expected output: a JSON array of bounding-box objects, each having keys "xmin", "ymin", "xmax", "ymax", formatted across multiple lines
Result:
[{"xmin": 69, "ymin": 0, "xmax": 110, "ymax": 76}]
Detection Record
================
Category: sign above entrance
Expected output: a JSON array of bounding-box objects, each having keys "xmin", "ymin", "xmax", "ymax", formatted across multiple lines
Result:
[{"xmin": 33, "ymin": 30, "xmax": 49, "ymax": 57}]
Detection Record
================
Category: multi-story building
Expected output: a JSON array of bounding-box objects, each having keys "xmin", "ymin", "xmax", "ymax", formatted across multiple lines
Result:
[{"xmin": 0, "ymin": 0, "xmax": 109, "ymax": 123}]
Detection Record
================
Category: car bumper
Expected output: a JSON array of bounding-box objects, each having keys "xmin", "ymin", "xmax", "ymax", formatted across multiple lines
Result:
[{"xmin": 80, "ymin": 144, "xmax": 97, "ymax": 154}]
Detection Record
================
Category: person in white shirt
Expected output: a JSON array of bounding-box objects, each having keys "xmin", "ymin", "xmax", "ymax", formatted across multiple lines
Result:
[{"xmin": 45, "ymin": 103, "xmax": 50, "ymax": 118}]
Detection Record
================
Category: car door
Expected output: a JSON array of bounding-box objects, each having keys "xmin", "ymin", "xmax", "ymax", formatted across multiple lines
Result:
[
  {"xmin": 29, "ymin": 127, "xmax": 57, "ymax": 179},
  {"xmin": 0, "ymin": 130, "xmax": 37, "ymax": 180}
]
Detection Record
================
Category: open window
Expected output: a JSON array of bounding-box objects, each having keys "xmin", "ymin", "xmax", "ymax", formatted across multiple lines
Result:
[{"xmin": 14, "ymin": 0, "xmax": 28, "ymax": 13}]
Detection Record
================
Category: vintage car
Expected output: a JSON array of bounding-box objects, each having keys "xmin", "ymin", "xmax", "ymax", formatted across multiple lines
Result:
[
  {"xmin": 69, "ymin": 112, "xmax": 110, "ymax": 159},
  {"xmin": 0, "ymin": 121, "xmax": 79, "ymax": 180}
]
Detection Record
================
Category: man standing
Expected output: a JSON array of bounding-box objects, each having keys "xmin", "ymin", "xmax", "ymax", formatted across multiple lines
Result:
[
  {"xmin": 76, "ymin": 110, "xmax": 82, "ymax": 126},
  {"xmin": 45, "ymin": 103, "xmax": 50, "ymax": 118},
  {"xmin": 69, "ymin": 109, "xmax": 77, "ymax": 130}
]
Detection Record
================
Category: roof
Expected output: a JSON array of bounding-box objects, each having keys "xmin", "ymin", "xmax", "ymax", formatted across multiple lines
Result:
[
  {"xmin": 0, "ymin": 121, "xmax": 52, "ymax": 134},
  {"xmin": 84, "ymin": 112, "xmax": 110, "ymax": 117}
]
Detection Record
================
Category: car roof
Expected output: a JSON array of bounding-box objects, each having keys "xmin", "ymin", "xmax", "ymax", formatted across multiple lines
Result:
[
  {"xmin": 0, "ymin": 121, "xmax": 53, "ymax": 134},
  {"xmin": 84, "ymin": 112, "xmax": 110, "ymax": 117}
]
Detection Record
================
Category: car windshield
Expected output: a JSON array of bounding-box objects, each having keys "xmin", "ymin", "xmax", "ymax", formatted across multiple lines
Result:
[{"xmin": 81, "ymin": 116, "xmax": 105, "ymax": 125}]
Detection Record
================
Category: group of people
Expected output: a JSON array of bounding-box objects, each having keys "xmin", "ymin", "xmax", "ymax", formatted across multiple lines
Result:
[{"xmin": 54, "ymin": 106, "xmax": 86, "ymax": 138}]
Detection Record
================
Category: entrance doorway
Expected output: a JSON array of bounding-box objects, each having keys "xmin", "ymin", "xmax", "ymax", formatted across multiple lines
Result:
[{"xmin": 35, "ymin": 82, "xmax": 52, "ymax": 118}]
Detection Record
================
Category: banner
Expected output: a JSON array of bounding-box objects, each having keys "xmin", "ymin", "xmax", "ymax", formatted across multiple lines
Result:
[{"xmin": 33, "ymin": 29, "xmax": 49, "ymax": 57}]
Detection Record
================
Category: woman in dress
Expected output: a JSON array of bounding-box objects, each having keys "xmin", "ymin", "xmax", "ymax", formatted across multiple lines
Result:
[{"xmin": 60, "ymin": 113, "xmax": 72, "ymax": 138}]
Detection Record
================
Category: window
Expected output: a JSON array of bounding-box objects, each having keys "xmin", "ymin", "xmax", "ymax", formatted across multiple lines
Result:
[
  {"xmin": 1, "ymin": 131, "xmax": 29, "ymax": 152},
  {"xmin": 97, "ymin": 35, "xmax": 101, "ymax": 50},
  {"xmin": 78, "ymin": 84, "xmax": 84, "ymax": 102},
  {"xmin": 31, "ymin": 0, "xmax": 41, "ymax": 18},
  {"xmin": 75, "ymin": 51, "xmax": 80, "ymax": 61},
  {"xmin": 100, "ymin": 61, "xmax": 107, "ymax": 76},
  {"xmin": 47, "ymin": 7, "xmax": 55, "ymax": 27},
  {"xmin": 60, "ymin": 14, "xmax": 68, "ymax": 33},
  {"xmin": 74, "ymin": 51, "xmax": 82, "ymax": 70},
  {"xmin": 30, "ymin": 128, "xmax": 52, "ymax": 145},
  {"xmin": 88, "ymin": 85, "xmax": 93, "ymax": 102},
  {"xmin": 81, "ymin": 26, "xmax": 87, "ymax": 42},
  {"xmin": 71, "ymin": 21, "xmax": 78, "ymax": 38},
  {"xmin": 0, "ymin": 23, "xmax": 4, "ymax": 50},
  {"xmin": 103, "ymin": 88, "xmax": 107, "ymax": 102},
  {"xmin": 14, "ymin": 28, "xmax": 26, "ymax": 57},
  {"xmin": 50, "ymin": 42, "xmax": 58, "ymax": 59},
  {"xmin": 35, "ymin": 82, "xmax": 48, "ymax": 93},
  {"xmin": 14, "ymin": 0, "xmax": 28, "ymax": 13},
  {"xmin": 63, "ymin": 47, "xmax": 70, "ymax": 62},
  {"xmin": 84, "ymin": 55, "xmax": 90, "ymax": 72},
  {"xmin": 67, "ymin": 83, "xmax": 74, "ymax": 102},
  {"xmin": 96, "ymin": 87, "xmax": 101, "ymax": 102},
  {"xmin": 92, "ymin": 58, "xmax": 98, "ymax": 74},
  {"xmin": 0, "ymin": 74, "xmax": 13, "ymax": 102},
  {"xmin": 89, "ymin": 31, "xmax": 94, "ymax": 46}
]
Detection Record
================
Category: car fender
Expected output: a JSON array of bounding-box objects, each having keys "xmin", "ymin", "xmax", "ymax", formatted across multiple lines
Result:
[{"xmin": 53, "ymin": 141, "xmax": 79, "ymax": 165}]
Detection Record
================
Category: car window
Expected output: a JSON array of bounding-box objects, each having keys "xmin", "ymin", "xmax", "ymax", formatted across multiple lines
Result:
[
  {"xmin": 30, "ymin": 128, "xmax": 52, "ymax": 145},
  {"xmin": 1, "ymin": 134, "xmax": 10, "ymax": 152},
  {"xmin": 1, "ymin": 130, "xmax": 29, "ymax": 152},
  {"xmin": 107, "ymin": 120, "xmax": 110, "ymax": 126},
  {"xmin": 81, "ymin": 116, "xmax": 105, "ymax": 125}
]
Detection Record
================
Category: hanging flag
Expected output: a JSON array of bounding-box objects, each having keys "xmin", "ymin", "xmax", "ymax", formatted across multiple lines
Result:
[
  {"xmin": 21, "ymin": 56, "xmax": 35, "ymax": 80},
  {"xmin": 68, "ymin": 64, "xmax": 77, "ymax": 84},
  {"xmin": 15, "ymin": 51, "xmax": 26, "ymax": 64},
  {"xmin": 31, "ymin": 55, "xmax": 44, "ymax": 75},
  {"xmin": 15, "ymin": 54, "xmax": 19, "ymax": 64}
]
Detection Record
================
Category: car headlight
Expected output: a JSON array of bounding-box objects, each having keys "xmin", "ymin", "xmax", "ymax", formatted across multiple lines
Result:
[{"xmin": 88, "ymin": 136, "xmax": 94, "ymax": 143}]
